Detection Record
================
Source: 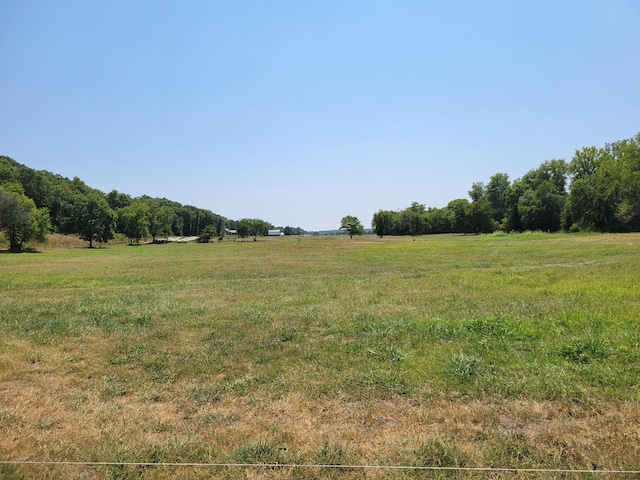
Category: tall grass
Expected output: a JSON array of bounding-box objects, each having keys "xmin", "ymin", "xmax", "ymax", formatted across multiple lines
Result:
[{"xmin": 1, "ymin": 233, "xmax": 639, "ymax": 478}]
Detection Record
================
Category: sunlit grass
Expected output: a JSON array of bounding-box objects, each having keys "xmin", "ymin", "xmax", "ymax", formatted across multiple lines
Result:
[{"xmin": 1, "ymin": 233, "xmax": 639, "ymax": 478}]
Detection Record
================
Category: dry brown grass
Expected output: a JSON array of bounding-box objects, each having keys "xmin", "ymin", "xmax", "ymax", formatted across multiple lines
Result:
[{"xmin": 2, "ymin": 377, "xmax": 639, "ymax": 478}]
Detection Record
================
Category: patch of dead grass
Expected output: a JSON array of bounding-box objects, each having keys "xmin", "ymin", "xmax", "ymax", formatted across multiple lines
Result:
[{"xmin": 2, "ymin": 367, "xmax": 639, "ymax": 477}]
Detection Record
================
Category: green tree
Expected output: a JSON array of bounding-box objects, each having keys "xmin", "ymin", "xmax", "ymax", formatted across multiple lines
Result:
[
  {"xmin": 372, "ymin": 210, "xmax": 394, "ymax": 237},
  {"xmin": 406, "ymin": 210, "xmax": 426, "ymax": 236},
  {"xmin": 18, "ymin": 168, "xmax": 49, "ymax": 209},
  {"xmin": 118, "ymin": 202, "xmax": 150, "ymax": 245},
  {"xmin": 409, "ymin": 201, "xmax": 426, "ymax": 214},
  {"xmin": 448, "ymin": 199, "xmax": 470, "ymax": 234},
  {"xmin": 518, "ymin": 160, "xmax": 568, "ymax": 231},
  {"xmin": 425, "ymin": 207, "xmax": 450, "ymax": 234},
  {"xmin": 0, "ymin": 156, "xmax": 20, "ymax": 185},
  {"xmin": 485, "ymin": 173, "xmax": 510, "ymax": 224},
  {"xmin": 147, "ymin": 201, "xmax": 174, "ymax": 242},
  {"xmin": 468, "ymin": 199, "xmax": 495, "ymax": 234},
  {"xmin": 73, "ymin": 192, "xmax": 116, "ymax": 248},
  {"xmin": 340, "ymin": 215, "xmax": 364, "ymax": 238},
  {"xmin": 0, "ymin": 187, "xmax": 51, "ymax": 252},
  {"xmin": 197, "ymin": 225, "xmax": 218, "ymax": 243},
  {"xmin": 468, "ymin": 182, "xmax": 485, "ymax": 202},
  {"xmin": 614, "ymin": 134, "xmax": 640, "ymax": 230},
  {"xmin": 566, "ymin": 135, "xmax": 640, "ymax": 232},
  {"xmin": 236, "ymin": 218, "xmax": 270, "ymax": 241},
  {"xmin": 467, "ymin": 182, "xmax": 495, "ymax": 233},
  {"xmin": 106, "ymin": 189, "xmax": 132, "ymax": 210},
  {"xmin": 283, "ymin": 226, "xmax": 304, "ymax": 235}
]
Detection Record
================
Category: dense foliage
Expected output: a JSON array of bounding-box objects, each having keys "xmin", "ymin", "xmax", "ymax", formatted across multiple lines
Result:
[
  {"xmin": 0, "ymin": 156, "xmax": 308, "ymax": 249},
  {"xmin": 372, "ymin": 133, "xmax": 640, "ymax": 235},
  {"xmin": 340, "ymin": 215, "xmax": 365, "ymax": 238},
  {"xmin": 1, "ymin": 133, "xmax": 639, "ymax": 248},
  {"xmin": 0, "ymin": 155, "xmax": 228, "ymax": 248},
  {"xmin": 0, "ymin": 186, "xmax": 51, "ymax": 252}
]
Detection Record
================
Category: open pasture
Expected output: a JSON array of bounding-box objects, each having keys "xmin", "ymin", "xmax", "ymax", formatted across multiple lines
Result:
[{"xmin": 1, "ymin": 233, "xmax": 639, "ymax": 478}]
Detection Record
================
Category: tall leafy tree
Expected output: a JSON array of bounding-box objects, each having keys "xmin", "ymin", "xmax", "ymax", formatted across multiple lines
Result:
[
  {"xmin": 73, "ymin": 192, "xmax": 116, "ymax": 248},
  {"xmin": 614, "ymin": 134, "xmax": 640, "ymax": 230},
  {"xmin": 485, "ymin": 173, "xmax": 510, "ymax": 224},
  {"xmin": 0, "ymin": 187, "xmax": 51, "ymax": 252},
  {"xmin": 468, "ymin": 182, "xmax": 485, "ymax": 202},
  {"xmin": 467, "ymin": 182, "xmax": 495, "ymax": 233},
  {"xmin": 468, "ymin": 199, "xmax": 495, "ymax": 233},
  {"xmin": 118, "ymin": 202, "xmax": 150, "ymax": 245},
  {"xmin": 448, "ymin": 199, "xmax": 470, "ymax": 234},
  {"xmin": 505, "ymin": 160, "xmax": 568, "ymax": 232},
  {"xmin": 340, "ymin": 215, "xmax": 364, "ymax": 238},
  {"xmin": 372, "ymin": 210, "xmax": 394, "ymax": 237},
  {"xmin": 425, "ymin": 207, "xmax": 450, "ymax": 234},
  {"xmin": 147, "ymin": 201, "xmax": 174, "ymax": 242}
]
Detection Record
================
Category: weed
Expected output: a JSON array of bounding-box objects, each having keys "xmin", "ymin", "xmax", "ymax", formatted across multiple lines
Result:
[
  {"xmin": 200, "ymin": 411, "xmax": 238, "ymax": 426},
  {"xmin": 356, "ymin": 370, "xmax": 413, "ymax": 396},
  {"xmin": 134, "ymin": 314, "xmax": 151, "ymax": 327},
  {"xmin": 558, "ymin": 339, "xmax": 612, "ymax": 364},
  {"xmin": 444, "ymin": 352, "xmax": 486, "ymax": 382},
  {"xmin": 231, "ymin": 439, "xmax": 287, "ymax": 464},
  {"xmin": 314, "ymin": 441, "xmax": 350, "ymax": 466},
  {"xmin": 184, "ymin": 384, "xmax": 225, "ymax": 405},
  {"xmin": 278, "ymin": 327, "xmax": 296, "ymax": 342},
  {"xmin": 412, "ymin": 438, "xmax": 468, "ymax": 469},
  {"xmin": 100, "ymin": 375, "xmax": 130, "ymax": 399}
]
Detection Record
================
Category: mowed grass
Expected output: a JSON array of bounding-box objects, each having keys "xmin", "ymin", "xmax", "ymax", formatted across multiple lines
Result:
[{"xmin": 1, "ymin": 233, "xmax": 639, "ymax": 479}]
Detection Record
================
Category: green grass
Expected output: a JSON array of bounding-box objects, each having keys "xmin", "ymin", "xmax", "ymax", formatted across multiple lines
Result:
[{"xmin": 1, "ymin": 233, "xmax": 639, "ymax": 478}]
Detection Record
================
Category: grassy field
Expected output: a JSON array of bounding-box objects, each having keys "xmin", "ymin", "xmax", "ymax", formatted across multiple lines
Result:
[{"xmin": 1, "ymin": 233, "xmax": 639, "ymax": 479}]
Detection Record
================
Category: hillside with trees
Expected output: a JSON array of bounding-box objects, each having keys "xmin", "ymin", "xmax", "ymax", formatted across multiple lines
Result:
[
  {"xmin": 0, "ymin": 156, "xmax": 232, "ymax": 249},
  {"xmin": 0, "ymin": 156, "xmax": 310, "ymax": 250},
  {"xmin": 2, "ymin": 133, "xmax": 639, "ymax": 250},
  {"xmin": 372, "ymin": 133, "xmax": 640, "ymax": 236}
]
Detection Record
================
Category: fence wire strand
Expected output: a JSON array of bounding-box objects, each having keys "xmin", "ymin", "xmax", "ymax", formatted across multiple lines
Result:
[{"xmin": 1, "ymin": 460, "xmax": 639, "ymax": 475}]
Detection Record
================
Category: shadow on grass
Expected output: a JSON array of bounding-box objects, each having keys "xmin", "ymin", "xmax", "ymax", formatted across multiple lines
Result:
[{"xmin": 0, "ymin": 247, "xmax": 43, "ymax": 253}]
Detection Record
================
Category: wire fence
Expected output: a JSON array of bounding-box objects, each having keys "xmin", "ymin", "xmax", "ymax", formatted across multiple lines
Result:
[{"xmin": 1, "ymin": 460, "xmax": 639, "ymax": 475}]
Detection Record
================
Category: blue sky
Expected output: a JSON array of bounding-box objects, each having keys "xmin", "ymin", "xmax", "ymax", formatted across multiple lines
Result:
[{"xmin": 1, "ymin": 1, "xmax": 639, "ymax": 231}]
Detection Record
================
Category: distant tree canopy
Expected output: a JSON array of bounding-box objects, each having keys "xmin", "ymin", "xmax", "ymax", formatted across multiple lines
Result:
[
  {"xmin": 236, "ymin": 218, "xmax": 272, "ymax": 241},
  {"xmin": 370, "ymin": 133, "xmax": 640, "ymax": 236},
  {"xmin": 1, "ymin": 132, "xmax": 639, "ymax": 248},
  {"xmin": 0, "ymin": 155, "xmax": 230, "ymax": 247},
  {"xmin": 564, "ymin": 136, "xmax": 640, "ymax": 232}
]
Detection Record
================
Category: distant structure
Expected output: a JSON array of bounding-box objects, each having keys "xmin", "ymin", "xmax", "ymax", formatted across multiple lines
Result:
[
  {"xmin": 225, "ymin": 229, "xmax": 237, "ymax": 236},
  {"xmin": 268, "ymin": 229, "xmax": 283, "ymax": 236}
]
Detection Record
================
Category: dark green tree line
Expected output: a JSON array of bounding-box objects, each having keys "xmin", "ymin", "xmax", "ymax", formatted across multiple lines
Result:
[{"xmin": 0, "ymin": 156, "xmax": 230, "ymax": 246}]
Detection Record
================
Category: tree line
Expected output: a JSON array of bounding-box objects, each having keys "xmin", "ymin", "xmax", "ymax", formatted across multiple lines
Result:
[
  {"xmin": 2, "ymin": 132, "xmax": 639, "ymax": 250},
  {"xmin": 372, "ymin": 133, "xmax": 640, "ymax": 236},
  {"xmin": 0, "ymin": 156, "xmax": 304, "ymax": 251}
]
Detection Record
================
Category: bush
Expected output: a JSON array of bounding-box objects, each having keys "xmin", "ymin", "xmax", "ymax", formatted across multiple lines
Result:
[{"xmin": 197, "ymin": 225, "xmax": 217, "ymax": 243}]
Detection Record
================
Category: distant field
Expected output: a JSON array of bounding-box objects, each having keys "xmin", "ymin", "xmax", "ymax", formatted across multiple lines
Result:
[{"xmin": 1, "ymin": 233, "xmax": 639, "ymax": 479}]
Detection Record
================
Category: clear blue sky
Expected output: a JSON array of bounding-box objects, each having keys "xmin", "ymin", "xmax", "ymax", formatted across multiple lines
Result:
[{"xmin": 2, "ymin": 1, "xmax": 639, "ymax": 231}]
